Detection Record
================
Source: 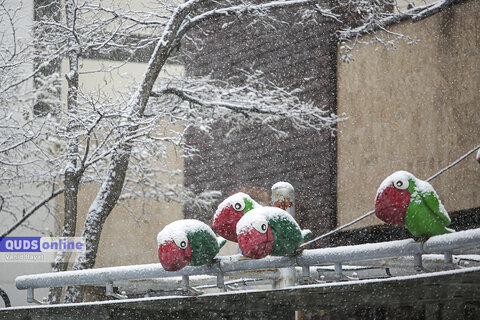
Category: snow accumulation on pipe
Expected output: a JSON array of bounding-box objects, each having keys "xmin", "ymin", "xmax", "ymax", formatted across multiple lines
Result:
[
  {"xmin": 15, "ymin": 227, "xmax": 480, "ymax": 290},
  {"xmin": 297, "ymin": 239, "xmax": 423, "ymax": 266},
  {"xmin": 422, "ymin": 227, "xmax": 480, "ymax": 253}
]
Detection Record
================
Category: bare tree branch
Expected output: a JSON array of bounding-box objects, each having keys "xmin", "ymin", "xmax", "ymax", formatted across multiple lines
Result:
[{"xmin": 1, "ymin": 188, "xmax": 65, "ymax": 237}]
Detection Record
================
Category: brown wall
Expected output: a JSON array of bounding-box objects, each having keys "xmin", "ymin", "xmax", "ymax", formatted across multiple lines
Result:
[
  {"xmin": 337, "ymin": 0, "xmax": 480, "ymax": 229},
  {"xmin": 184, "ymin": 8, "xmax": 340, "ymax": 248}
]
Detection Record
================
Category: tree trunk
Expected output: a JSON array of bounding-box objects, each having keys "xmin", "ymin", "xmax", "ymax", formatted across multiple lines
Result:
[
  {"xmin": 64, "ymin": 145, "xmax": 131, "ymax": 303},
  {"xmin": 63, "ymin": 1, "xmax": 202, "ymax": 303},
  {"xmin": 48, "ymin": 0, "xmax": 80, "ymax": 304}
]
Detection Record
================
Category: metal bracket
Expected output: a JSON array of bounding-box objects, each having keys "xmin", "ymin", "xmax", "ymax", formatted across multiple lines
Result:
[
  {"xmin": 345, "ymin": 272, "xmax": 359, "ymax": 281},
  {"xmin": 315, "ymin": 275, "xmax": 326, "ymax": 284},
  {"xmin": 26, "ymin": 288, "xmax": 46, "ymax": 305},
  {"xmin": 106, "ymin": 282, "xmax": 128, "ymax": 300},
  {"xmin": 183, "ymin": 286, "xmax": 204, "ymax": 296},
  {"xmin": 181, "ymin": 275, "xmax": 204, "ymax": 296}
]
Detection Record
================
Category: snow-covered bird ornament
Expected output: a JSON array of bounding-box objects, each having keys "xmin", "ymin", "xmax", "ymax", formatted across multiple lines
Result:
[
  {"xmin": 375, "ymin": 170, "xmax": 454, "ymax": 239},
  {"xmin": 157, "ymin": 220, "xmax": 226, "ymax": 271},
  {"xmin": 213, "ymin": 192, "xmax": 261, "ymax": 242},
  {"xmin": 236, "ymin": 207, "xmax": 311, "ymax": 259}
]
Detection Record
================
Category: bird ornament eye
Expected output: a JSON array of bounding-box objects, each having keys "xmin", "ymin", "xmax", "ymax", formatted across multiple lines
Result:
[
  {"xmin": 172, "ymin": 233, "xmax": 188, "ymax": 250},
  {"xmin": 252, "ymin": 219, "xmax": 269, "ymax": 234},
  {"xmin": 232, "ymin": 200, "xmax": 246, "ymax": 212},
  {"xmin": 393, "ymin": 177, "xmax": 409, "ymax": 190}
]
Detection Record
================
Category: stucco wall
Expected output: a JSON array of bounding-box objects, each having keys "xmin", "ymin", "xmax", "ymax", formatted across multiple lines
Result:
[{"xmin": 337, "ymin": 0, "xmax": 480, "ymax": 228}]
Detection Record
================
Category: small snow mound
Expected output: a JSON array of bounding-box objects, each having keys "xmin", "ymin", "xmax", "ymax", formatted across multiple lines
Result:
[
  {"xmin": 302, "ymin": 229, "xmax": 312, "ymax": 240},
  {"xmin": 236, "ymin": 206, "xmax": 298, "ymax": 235},
  {"xmin": 214, "ymin": 192, "xmax": 260, "ymax": 220},
  {"xmin": 414, "ymin": 179, "xmax": 434, "ymax": 194},
  {"xmin": 157, "ymin": 219, "xmax": 214, "ymax": 246},
  {"xmin": 217, "ymin": 236, "xmax": 227, "ymax": 248},
  {"xmin": 271, "ymin": 181, "xmax": 294, "ymax": 191}
]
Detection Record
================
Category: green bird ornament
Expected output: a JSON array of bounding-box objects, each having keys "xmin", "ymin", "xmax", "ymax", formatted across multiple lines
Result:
[
  {"xmin": 375, "ymin": 170, "xmax": 454, "ymax": 239},
  {"xmin": 236, "ymin": 206, "xmax": 311, "ymax": 259},
  {"xmin": 157, "ymin": 219, "xmax": 226, "ymax": 271}
]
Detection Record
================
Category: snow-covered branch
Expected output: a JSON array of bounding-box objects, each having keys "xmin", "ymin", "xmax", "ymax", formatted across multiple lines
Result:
[
  {"xmin": 176, "ymin": 0, "xmax": 340, "ymax": 39},
  {"xmin": 151, "ymin": 72, "xmax": 339, "ymax": 136},
  {"xmin": 338, "ymin": 0, "xmax": 456, "ymax": 60}
]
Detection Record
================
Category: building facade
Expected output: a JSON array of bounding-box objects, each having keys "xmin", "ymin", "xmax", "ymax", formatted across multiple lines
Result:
[
  {"xmin": 335, "ymin": 0, "xmax": 480, "ymax": 244},
  {"xmin": 184, "ymin": 6, "xmax": 340, "ymax": 252}
]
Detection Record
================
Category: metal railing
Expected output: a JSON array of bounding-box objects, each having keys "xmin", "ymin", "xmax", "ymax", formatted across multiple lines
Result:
[{"xmin": 15, "ymin": 227, "xmax": 480, "ymax": 303}]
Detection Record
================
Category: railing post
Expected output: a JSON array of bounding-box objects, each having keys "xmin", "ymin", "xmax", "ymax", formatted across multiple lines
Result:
[
  {"xmin": 217, "ymin": 273, "xmax": 225, "ymax": 292},
  {"xmin": 414, "ymin": 254, "xmax": 423, "ymax": 270},
  {"xmin": 272, "ymin": 182, "xmax": 296, "ymax": 288},
  {"xmin": 27, "ymin": 288, "xmax": 34, "ymax": 304},
  {"xmin": 302, "ymin": 266, "xmax": 311, "ymax": 284},
  {"xmin": 182, "ymin": 275, "xmax": 189, "ymax": 292},
  {"xmin": 334, "ymin": 263, "xmax": 343, "ymax": 280},
  {"xmin": 444, "ymin": 252, "xmax": 453, "ymax": 265},
  {"xmin": 106, "ymin": 282, "xmax": 114, "ymax": 295}
]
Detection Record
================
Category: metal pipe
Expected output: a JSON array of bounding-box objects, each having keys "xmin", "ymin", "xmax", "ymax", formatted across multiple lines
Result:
[
  {"xmin": 297, "ymin": 239, "xmax": 423, "ymax": 266},
  {"xmin": 15, "ymin": 257, "xmax": 293, "ymax": 290},
  {"xmin": 422, "ymin": 228, "xmax": 480, "ymax": 253},
  {"xmin": 15, "ymin": 228, "xmax": 480, "ymax": 291}
]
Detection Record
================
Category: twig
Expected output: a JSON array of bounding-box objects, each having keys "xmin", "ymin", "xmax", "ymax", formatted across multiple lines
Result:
[{"xmin": 1, "ymin": 188, "xmax": 65, "ymax": 237}]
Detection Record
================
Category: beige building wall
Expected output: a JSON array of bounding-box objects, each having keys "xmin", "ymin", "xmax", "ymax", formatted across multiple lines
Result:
[
  {"xmin": 59, "ymin": 59, "xmax": 185, "ymax": 267},
  {"xmin": 337, "ymin": 0, "xmax": 480, "ymax": 228},
  {"xmin": 394, "ymin": 0, "xmax": 438, "ymax": 12}
]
